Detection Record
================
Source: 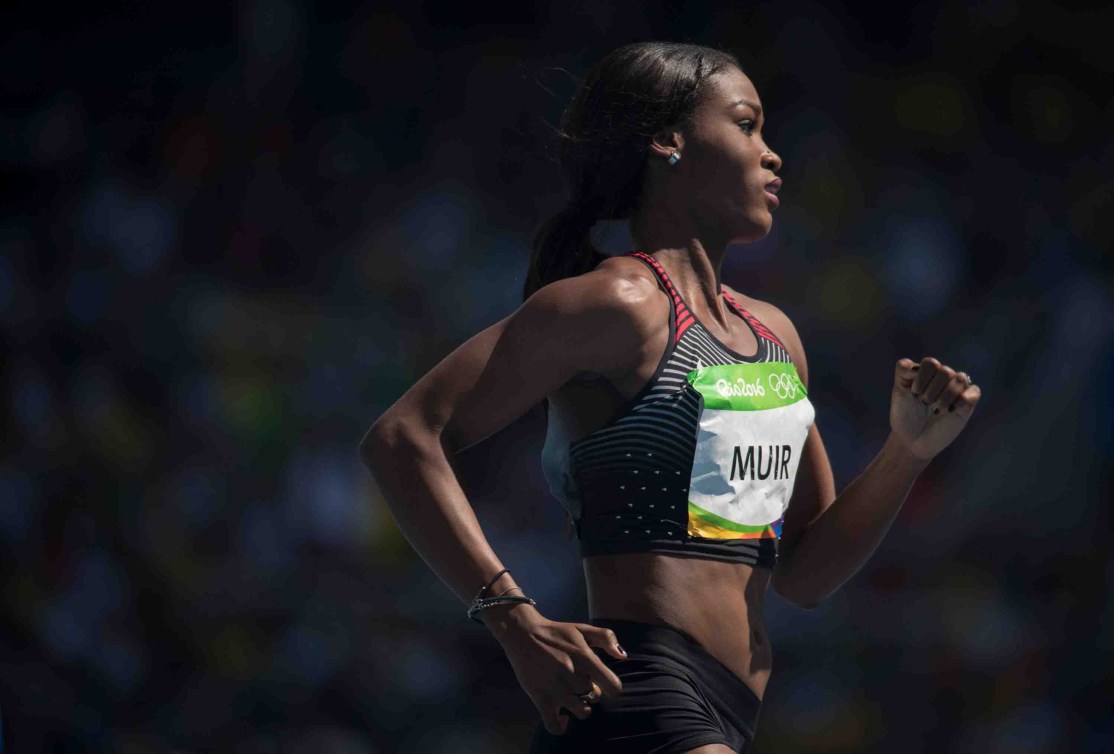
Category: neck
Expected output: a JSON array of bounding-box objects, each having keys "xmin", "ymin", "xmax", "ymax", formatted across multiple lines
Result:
[{"xmin": 629, "ymin": 212, "xmax": 731, "ymax": 325}]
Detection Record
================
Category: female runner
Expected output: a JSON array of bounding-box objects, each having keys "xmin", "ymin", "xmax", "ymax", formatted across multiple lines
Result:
[{"xmin": 360, "ymin": 41, "xmax": 982, "ymax": 753}]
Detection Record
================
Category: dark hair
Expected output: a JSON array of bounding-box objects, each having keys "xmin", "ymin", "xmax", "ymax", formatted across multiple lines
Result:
[{"xmin": 522, "ymin": 42, "xmax": 741, "ymax": 301}]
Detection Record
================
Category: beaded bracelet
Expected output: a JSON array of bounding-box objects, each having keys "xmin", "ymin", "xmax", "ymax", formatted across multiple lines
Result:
[{"xmin": 467, "ymin": 568, "xmax": 537, "ymax": 624}]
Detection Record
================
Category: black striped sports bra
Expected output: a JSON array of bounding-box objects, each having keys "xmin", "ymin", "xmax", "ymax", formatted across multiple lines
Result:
[{"xmin": 540, "ymin": 251, "xmax": 816, "ymax": 568}]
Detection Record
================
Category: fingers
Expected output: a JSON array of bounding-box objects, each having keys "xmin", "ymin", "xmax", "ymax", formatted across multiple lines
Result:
[
  {"xmin": 569, "ymin": 647, "xmax": 624, "ymax": 700},
  {"xmin": 894, "ymin": 357, "xmax": 919, "ymax": 388},
  {"xmin": 541, "ymin": 705, "xmax": 576, "ymax": 735},
  {"xmin": 540, "ymin": 681, "xmax": 597, "ymax": 734},
  {"xmin": 951, "ymin": 382, "xmax": 982, "ymax": 419},
  {"xmin": 535, "ymin": 624, "xmax": 630, "ymax": 735},
  {"xmin": 919, "ymin": 363, "xmax": 956, "ymax": 408},
  {"xmin": 903, "ymin": 357, "xmax": 982, "ymax": 417},
  {"xmin": 559, "ymin": 684, "xmax": 597, "ymax": 721},
  {"xmin": 908, "ymin": 356, "xmax": 937, "ymax": 395},
  {"xmin": 934, "ymin": 371, "xmax": 970, "ymax": 415},
  {"xmin": 578, "ymin": 624, "xmax": 627, "ymax": 660},
  {"xmin": 573, "ymin": 626, "xmax": 625, "ymax": 696},
  {"xmin": 538, "ymin": 680, "xmax": 587, "ymax": 734},
  {"xmin": 908, "ymin": 357, "xmax": 943, "ymax": 399},
  {"xmin": 577, "ymin": 680, "xmax": 602, "ymax": 702}
]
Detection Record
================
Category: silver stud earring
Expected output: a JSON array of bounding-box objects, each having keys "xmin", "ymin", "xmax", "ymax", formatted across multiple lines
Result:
[{"xmin": 668, "ymin": 151, "xmax": 681, "ymax": 165}]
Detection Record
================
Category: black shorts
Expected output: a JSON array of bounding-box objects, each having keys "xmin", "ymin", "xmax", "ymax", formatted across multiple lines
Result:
[{"xmin": 528, "ymin": 618, "xmax": 763, "ymax": 754}]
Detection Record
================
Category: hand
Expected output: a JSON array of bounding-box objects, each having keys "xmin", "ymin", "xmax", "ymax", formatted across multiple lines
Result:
[
  {"xmin": 890, "ymin": 357, "xmax": 982, "ymax": 461},
  {"xmin": 488, "ymin": 609, "xmax": 627, "ymax": 735}
]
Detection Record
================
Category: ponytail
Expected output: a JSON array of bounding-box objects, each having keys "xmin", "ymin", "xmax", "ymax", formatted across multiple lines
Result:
[{"xmin": 522, "ymin": 205, "xmax": 608, "ymax": 301}]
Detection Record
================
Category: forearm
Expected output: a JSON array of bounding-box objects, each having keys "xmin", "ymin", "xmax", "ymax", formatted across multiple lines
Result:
[
  {"xmin": 774, "ymin": 431, "xmax": 931, "ymax": 606},
  {"xmin": 360, "ymin": 419, "xmax": 541, "ymax": 636}
]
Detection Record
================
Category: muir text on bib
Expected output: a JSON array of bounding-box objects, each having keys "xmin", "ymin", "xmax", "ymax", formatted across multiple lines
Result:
[{"xmin": 685, "ymin": 362, "xmax": 815, "ymax": 540}]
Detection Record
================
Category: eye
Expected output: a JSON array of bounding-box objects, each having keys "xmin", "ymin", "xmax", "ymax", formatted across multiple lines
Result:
[{"xmin": 737, "ymin": 119, "xmax": 756, "ymax": 135}]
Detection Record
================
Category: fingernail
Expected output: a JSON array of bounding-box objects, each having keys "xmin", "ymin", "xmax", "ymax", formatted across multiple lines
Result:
[
  {"xmin": 911, "ymin": 391, "xmax": 919, "ymax": 396},
  {"xmin": 933, "ymin": 407, "xmax": 940, "ymax": 415},
  {"xmin": 616, "ymin": 644, "xmax": 626, "ymax": 656}
]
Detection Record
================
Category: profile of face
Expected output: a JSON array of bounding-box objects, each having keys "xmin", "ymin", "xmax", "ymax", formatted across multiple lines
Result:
[{"xmin": 653, "ymin": 66, "xmax": 783, "ymax": 244}]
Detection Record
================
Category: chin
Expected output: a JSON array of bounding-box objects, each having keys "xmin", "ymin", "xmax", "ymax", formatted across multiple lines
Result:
[{"xmin": 730, "ymin": 219, "xmax": 773, "ymax": 244}]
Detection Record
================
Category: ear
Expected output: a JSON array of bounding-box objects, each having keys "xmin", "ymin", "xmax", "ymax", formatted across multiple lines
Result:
[{"xmin": 649, "ymin": 128, "xmax": 684, "ymax": 160}]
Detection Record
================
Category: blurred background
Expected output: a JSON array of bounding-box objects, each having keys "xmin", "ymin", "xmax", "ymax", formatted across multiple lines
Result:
[{"xmin": 1, "ymin": 0, "xmax": 1111, "ymax": 751}]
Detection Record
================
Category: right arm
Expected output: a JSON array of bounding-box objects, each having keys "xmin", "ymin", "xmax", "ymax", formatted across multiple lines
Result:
[{"xmin": 359, "ymin": 269, "xmax": 654, "ymax": 733}]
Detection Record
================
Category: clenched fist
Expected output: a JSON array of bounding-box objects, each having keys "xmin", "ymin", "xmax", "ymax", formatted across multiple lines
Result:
[{"xmin": 890, "ymin": 357, "xmax": 982, "ymax": 461}]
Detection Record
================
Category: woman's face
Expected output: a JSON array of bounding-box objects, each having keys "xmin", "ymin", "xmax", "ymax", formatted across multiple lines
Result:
[{"xmin": 675, "ymin": 66, "xmax": 782, "ymax": 243}]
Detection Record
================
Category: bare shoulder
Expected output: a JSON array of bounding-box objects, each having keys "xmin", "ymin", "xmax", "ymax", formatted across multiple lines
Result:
[
  {"xmin": 723, "ymin": 283, "xmax": 810, "ymax": 386},
  {"xmin": 523, "ymin": 257, "xmax": 663, "ymax": 336},
  {"xmin": 523, "ymin": 255, "xmax": 667, "ymax": 372},
  {"xmin": 529, "ymin": 254, "xmax": 661, "ymax": 316}
]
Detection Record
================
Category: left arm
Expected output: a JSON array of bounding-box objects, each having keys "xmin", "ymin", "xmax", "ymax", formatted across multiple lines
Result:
[{"xmin": 741, "ymin": 297, "xmax": 982, "ymax": 608}]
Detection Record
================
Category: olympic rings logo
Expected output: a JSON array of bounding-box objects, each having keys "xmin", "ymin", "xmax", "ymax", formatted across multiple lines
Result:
[{"xmin": 767, "ymin": 373, "xmax": 797, "ymax": 400}]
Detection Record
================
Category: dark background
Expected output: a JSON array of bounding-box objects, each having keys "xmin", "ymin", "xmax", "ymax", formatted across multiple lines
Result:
[{"xmin": 1, "ymin": 0, "xmax": 1111, "ymax": 752}]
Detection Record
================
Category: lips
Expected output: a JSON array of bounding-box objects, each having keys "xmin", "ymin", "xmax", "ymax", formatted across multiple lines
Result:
[{"xmin": 764, "ymin": 178, "xmax": 782, "ymax": 208}]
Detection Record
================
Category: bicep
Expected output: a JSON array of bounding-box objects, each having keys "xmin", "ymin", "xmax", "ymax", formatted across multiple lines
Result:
[
  {"xmin": 369, "ymin": 275, "xmax": 643, "ymax": 455},
  {"xmin": 377, "ymin": 321, "xmax": 573, "ymax": 455}
]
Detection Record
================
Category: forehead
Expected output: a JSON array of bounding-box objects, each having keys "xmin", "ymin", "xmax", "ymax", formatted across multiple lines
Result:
[{"xmin": 698, "ymin": 66, "xmax": 762, "ymax": 115}]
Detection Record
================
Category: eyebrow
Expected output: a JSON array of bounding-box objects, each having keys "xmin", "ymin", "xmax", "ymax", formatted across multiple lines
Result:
[{"xmin": 728, "ymin": 99, "xmax": 763, "ymax": 117}]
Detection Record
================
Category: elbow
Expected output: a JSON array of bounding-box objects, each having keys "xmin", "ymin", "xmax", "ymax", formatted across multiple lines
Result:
[
  {"xmin": 359, "ymin": 413, "xmax": 440, "ymax": 471},
  {"xmin": 787, "ymin": 594, "xmax": 822, "ymax": 611},
  {"xmin": 359, "ymin": 415, "xmax": 405, "ymax": 470},
  {"xmin": 771, "ymin": 569, "xmax": 824, "ymax": 610},
  {"xmin": 775, "ymin": 586, "xmax": 822, "ymax": 611}
]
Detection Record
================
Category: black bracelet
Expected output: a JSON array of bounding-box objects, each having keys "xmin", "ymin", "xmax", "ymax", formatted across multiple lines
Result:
[{"xmin": 478, "ymin": 568, "xmax": 510, "ymax": 599}]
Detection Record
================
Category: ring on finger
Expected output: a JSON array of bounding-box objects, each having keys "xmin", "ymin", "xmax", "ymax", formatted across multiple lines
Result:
[{"xmin": 577, "ymin": 682, "xmax": 601, "ymax": 704}]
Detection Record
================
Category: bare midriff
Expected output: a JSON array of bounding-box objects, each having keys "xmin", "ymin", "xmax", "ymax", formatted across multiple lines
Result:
[{"xmin": 582, "ymin": 552, "xmax": 773, "ymax": 701}]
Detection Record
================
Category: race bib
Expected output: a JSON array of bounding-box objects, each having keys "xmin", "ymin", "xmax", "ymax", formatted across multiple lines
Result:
[{"xmin": 686, "ymin": 362, "xmax": 815, "ymax": 540}]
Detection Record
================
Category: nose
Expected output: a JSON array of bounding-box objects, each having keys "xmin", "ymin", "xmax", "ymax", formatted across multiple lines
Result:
[{"xmin": 761, "ymin": 146, "xmax": 782, "ymax": 172}]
